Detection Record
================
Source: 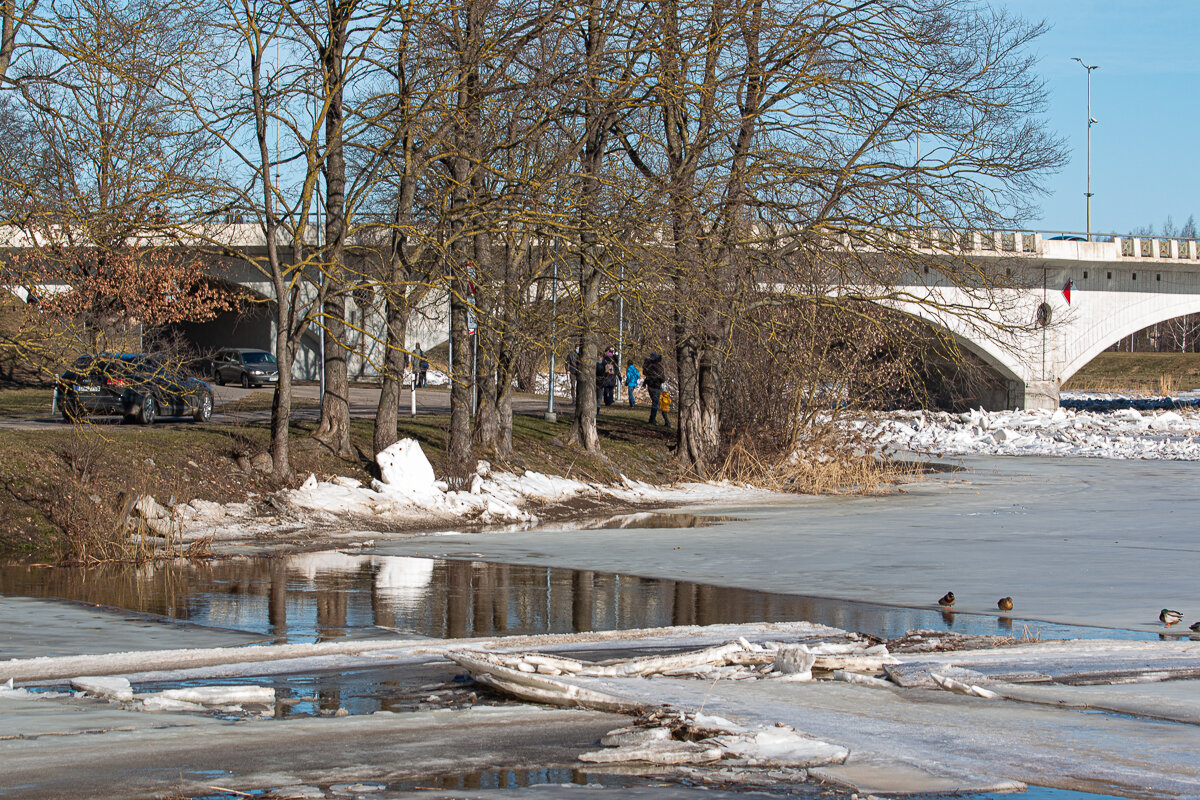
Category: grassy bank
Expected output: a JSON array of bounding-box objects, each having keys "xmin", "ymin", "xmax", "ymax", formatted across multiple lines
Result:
[
  {"xmin": 0, "ymin": 396, "xmax": 679, "ymax": 561},
  {"xmin": 1062, "ymin": 352, "xmax": 1200, "ymax": 393}
]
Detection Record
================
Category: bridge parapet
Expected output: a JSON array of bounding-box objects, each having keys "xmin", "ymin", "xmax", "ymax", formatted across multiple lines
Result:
[
  {"xmin": 903, "ymin": 230, "xmax": 1200, "ymax": 264},
  {"xmin": 1115, "ymin": 237, "xmax": 1200, "ymax": 261}
]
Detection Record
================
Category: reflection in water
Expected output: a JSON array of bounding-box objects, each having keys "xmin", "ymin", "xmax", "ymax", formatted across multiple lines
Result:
[
  {"xmin": 580, "ymin": 512, "xmax": 746, "ymax": 529},
  {"xmin": 0, "ymin": 552, "xmax": 1149, "ymax": 644}
]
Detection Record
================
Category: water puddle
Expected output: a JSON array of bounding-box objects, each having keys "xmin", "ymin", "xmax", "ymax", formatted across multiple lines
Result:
[{"xmin": 0, "ymin": 551, "xmax": 1148, "ymax": 646}]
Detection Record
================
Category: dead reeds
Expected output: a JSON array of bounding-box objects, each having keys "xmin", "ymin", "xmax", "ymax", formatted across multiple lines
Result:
[{"xmin": 718, "ymin": 424, "xmax": 921, "ymax": 495}]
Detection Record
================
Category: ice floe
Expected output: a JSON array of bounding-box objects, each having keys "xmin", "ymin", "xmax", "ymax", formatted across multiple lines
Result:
[{"xmin": 855, "ymin": 394, "xmax": 1200, "ymax": 460}]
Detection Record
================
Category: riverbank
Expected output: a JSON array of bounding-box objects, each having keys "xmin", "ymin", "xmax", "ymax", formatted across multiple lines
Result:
[{"xmin": 0, "ymin": 388, "xmax": 720, "ymax": 561}]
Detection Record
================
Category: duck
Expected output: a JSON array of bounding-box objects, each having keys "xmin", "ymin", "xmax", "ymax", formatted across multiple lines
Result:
[
  {"xmin": 1160, "ymin": 609, "xmax": 1183, "ymax": 626},
  {"xmin": 938, "ymin": 592, "xmax": 955, "ymax": 609},
  {"xmin": 1189, "ymin": 621, "xmax": 1200, "ymax": 632},
  {"xmin": 997, "ymin": 597, "xmax": 1014, "ymax": 612}
]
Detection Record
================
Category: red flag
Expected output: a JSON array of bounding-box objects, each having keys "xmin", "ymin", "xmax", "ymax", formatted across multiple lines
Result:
[{"xmin": 1062, "ymin": 279, "xmax": 1073, "ymax": 305}]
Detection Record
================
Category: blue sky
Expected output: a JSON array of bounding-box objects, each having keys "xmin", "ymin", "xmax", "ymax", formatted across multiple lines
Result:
[{"xmin": 999, "ymin": 1, "xmax": 1198, "ymax": 235}]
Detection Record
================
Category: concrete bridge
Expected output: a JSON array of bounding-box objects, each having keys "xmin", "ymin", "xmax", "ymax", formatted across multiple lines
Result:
[
  {"xmin": 10, "ymin": 224, "xmax": 1200, "ymax": 409},
  {"xmin": 885, "ymin": 232, "xmax": 1200, "ymax": 410}
]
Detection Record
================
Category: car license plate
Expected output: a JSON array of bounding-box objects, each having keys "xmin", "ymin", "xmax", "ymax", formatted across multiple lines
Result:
[
  {"xmin": 74, "ymin": 385, "xmax": 100, "ymax": 393},
  {"xmin": 267, "ymin": 375, "xmax": 277, "ymax": 382}
]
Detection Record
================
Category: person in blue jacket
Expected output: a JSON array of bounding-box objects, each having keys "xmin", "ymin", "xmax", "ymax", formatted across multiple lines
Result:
[{"xmin": 625, "ymin": 360, "xmax": 641, "ymax": 407}]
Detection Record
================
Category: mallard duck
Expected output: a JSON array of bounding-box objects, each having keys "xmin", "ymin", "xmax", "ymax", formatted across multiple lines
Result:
[
  {"xmin": 1160, "ymin": 609, "xmax": 1183, "ymax": 626},
  {"xmin": 997, "ymin": 597, "xmax": 1014, "ymax": 611},
  {"xmin": 938, "ymin": 592, "xmax": 955, "ymax": 609}
]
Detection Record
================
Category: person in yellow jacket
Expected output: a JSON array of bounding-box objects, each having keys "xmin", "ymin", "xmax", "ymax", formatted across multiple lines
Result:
[{"xmin": 642, "ymin": 352, "xmax": 670, "ymax": 428}]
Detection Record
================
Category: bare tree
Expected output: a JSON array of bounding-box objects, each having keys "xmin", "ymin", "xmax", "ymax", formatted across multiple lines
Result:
[
  {"xmin": 0, "ymin": 0, "xmax": 231, "ymax": 357},
  {"xmin": 618, "ymin": 0, "xmax": 1065, "ymax": 473}
]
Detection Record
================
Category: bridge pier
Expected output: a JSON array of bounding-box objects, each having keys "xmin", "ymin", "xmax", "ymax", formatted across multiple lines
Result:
[{"xmin": 1014, "ymin": 379, "xmax": 1060, "ymax": 412}]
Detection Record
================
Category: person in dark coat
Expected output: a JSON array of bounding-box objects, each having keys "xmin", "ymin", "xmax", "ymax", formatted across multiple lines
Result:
[
  {"xmin": 594, "ymin": 355, "xmax": 607, "ymax": 415},
  {"xmin": 601, "ymin": 348, "xmax": 618, "ymax": 405},
  {"xmin": 565, "ymin": 346, "xmax": 580, "ymax": 401},
  {"xmin": 414, "ymin": 344, "xmax": 428, "ymax": 388},
  {"xmin": 643, "ymin": 352, "xmax": 668, "ymax": 427}
]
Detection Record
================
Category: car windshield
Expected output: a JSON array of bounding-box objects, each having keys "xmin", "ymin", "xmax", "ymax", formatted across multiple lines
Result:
[{"xmin": 242, "ymin": 352, "xmax": 276, "ymax": 364}]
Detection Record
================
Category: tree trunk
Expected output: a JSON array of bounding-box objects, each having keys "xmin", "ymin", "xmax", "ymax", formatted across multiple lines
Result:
[
  {"xmin": 314, "ymin": 289, "xmax": 351, "ymax": 451},
  {"xmin": 269, "ymin": 279, "xmax": 293, "ymax": 483},
  {"xmin": 374, "ymin": 284, "xmax": 410, "ymax": 456},
  {"xmin": 494, "ymin": 238, "xmax": 520, "ymax": 458},
  {"xmin": 566, "ymin": 0, "xmax": 607, "ymax": 453},
  {"xmin": 472, "ymin": 229, "xmax": 500, "ymax": 451},
  {"xmin": 313, "ymin": 19, "xmax": 352, "ymax": 458},
  {"xmin": 448, "ymin": 244, "xmax": 473, "ymax": 473}
]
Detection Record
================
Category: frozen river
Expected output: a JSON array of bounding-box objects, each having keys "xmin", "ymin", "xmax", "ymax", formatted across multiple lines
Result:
[
  {"xmin": 369, "ymin": 454, "xmax": 1200, "ymax": 636},
  {"xmin": 4, "ymin": 452, "xmax": 1200, "ymax": 800}
]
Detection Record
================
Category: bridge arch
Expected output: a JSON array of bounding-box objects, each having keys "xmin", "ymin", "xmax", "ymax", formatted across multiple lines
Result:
[
  {"xmin": 1060, "ymin": 296, "xmax": 1200, "ymax": 383},
  {"xmin": 167, "ymin": 276, "xmax": 323, "ymax": 379}
]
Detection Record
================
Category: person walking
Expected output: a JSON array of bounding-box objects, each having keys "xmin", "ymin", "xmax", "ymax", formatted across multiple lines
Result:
[
  {"xmin": 594, "ymin": 354, "xmax": 607, "ymax": 416},
  {"xmin": 625, "ymin": 360, "xmax": 640, "ymax": 407},
  {"xmin": 601, "ymin": 348, "xmax": 618, "ymax": 406},
  {"xmin": 414, "ymin": 344, "xmax": 428, "ymax": 388},
  {"xmin": 565, "ymin": 346, "xmax": 580, "ymax": 402},
  {"xmin": 643, "ymin": 352, "xmax": 669, "ymax": 427}
]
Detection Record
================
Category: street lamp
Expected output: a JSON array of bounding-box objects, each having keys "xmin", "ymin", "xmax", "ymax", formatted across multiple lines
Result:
[{"xmin": 1072, "ymin": 57, "xmax": 1099, "ymax": 241}]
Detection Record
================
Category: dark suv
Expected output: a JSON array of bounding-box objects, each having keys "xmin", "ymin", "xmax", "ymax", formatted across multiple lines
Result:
[
  {"xmin": 212, "ymin": 348, "xmax": 279, "ymax": 388},
  {"xmin": 56, "ymin": 354, "xmax": 214, "ymax": 424}
]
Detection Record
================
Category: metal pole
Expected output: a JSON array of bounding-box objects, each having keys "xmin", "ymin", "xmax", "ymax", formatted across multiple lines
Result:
[
  {"xmin": 545, "ymin": 246, "xmax": 557, "ymax": 421},
  {"xmin": 1073, "ymin": 58, "xmax": 1099, "ymax": 241}
]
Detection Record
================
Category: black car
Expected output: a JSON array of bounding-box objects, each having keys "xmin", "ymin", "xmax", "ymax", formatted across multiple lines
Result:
[
  {"xmin": 56, "ymin": 354, "xmax": 214, "ymax": 425},
  {"xmin": 212, "ymin": 348, "xmax": 279, "ymax": 388}
]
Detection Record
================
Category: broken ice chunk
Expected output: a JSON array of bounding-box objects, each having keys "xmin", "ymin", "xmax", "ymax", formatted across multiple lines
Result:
[
  {"xmin": 579, "ymin": 740, "xmax": 723, "ymax": 765},
  {"xmin": 70, "ymin": 676, "xmax": 134, "ymax": 703},
  {"xmin": 775, "ymin": 645, "xmax": 816, "ymax": 681},
  {"xmin": 600, "ymin": 725, "xmax": 673, "ymax": 747}
]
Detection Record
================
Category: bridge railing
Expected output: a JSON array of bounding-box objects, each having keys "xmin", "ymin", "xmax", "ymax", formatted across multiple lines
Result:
[
  {"xmin": 905, "ymin": 228, "xmax": 1200, "ymax": 262},
  {"xmin": 1116, "ymin": 237, "xmax": 1200, "ymax": 260}
]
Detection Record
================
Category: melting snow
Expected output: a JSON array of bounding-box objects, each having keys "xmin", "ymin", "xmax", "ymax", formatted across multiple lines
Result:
[{"xmin": 856, "ymin": 393, "xmax": 1200, "ymax": 460}]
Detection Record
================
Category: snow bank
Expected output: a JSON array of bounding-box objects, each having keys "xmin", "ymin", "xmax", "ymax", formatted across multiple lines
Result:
[
  {"xmin": 127, "ymin": 438, "xmax": 779, "ymax": 543},
  {"xmin": 855, "ymin": 399, "xmax": 1200, "ymax": 460},
  {"xmin": 282, "ymin": 443, "xmax": 572, "ymax": 525}
]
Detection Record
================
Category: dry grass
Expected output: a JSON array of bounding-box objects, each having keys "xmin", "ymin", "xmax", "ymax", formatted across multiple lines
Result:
[
  {"xmin": 1063, "ymin": 352, "xmax": 1200, "ymax": 394},
  {"xmin": 718, "ymin": 427, "xmax": 922, "ymax": 495},
  {"xmin": 1160, "ymin": 372, "xmax": 1176, "ymax": 397}
]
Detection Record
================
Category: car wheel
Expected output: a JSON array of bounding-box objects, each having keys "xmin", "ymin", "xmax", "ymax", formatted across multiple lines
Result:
[
  {"xmin": 137, "ymin": 394, "xmax": 157, "ymax": 425},
  {"xmin": 214, "ymin": 369, "xmax": 224, "ymax": 386},
  {"xmin": 193, "ymin": 391, "xmax": 213, "ymax": 422},
  {"xmin": 241, "ymin": 373, "xmax": 250, "ymax": 389}
]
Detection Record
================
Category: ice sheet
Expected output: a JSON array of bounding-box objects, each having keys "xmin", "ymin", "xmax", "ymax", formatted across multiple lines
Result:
[{"xmin": 0, "ymin": 597, "xmax": 267, "ymax": 659}]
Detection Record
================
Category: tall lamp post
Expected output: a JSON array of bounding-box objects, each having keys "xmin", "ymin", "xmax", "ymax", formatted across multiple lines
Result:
[{"xmin": 1073, "ymin": 57, "xmax": 1099, "ymax": 241}]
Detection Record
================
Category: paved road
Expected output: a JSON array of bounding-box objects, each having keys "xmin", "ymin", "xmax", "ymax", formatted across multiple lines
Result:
[
  {"xmin": 222, "ymin": 383, "xmax": 569, "ymax": 420},
  {"xmin": 0, "ymin": 383, "xmax": 578, "ymax": 429}
]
